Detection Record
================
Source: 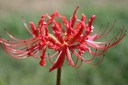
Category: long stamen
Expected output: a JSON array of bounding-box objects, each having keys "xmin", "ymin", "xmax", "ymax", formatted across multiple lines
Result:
[{"xmin": 49, "ymin": 34, "xmax": 61, "ymax": 44}]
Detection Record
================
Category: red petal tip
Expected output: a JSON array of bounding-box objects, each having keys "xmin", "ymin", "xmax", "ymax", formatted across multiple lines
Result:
[
  {"xmin": 49, "ymin": 67, "xmax": 53, "ymax": 72},
  {"xmin": 91, "ymin": 15, "xmax": 96, "ymax": 19},
  {"xmin": 29, "ymin": 21, "xmax": 34, "ymax": 25},
  {"xmin": 76, "ymin": 6, "xmax": 79, "ymax": 9}
]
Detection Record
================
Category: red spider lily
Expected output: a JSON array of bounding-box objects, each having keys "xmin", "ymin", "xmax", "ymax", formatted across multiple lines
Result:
[{"xmin": 0, "ymin": 6, "xmax": 126, "ymax": 72}]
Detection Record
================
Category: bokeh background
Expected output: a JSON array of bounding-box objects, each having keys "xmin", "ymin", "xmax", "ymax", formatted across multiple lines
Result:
[{"xmin": 0, "ymin": 0, "xmax": 128, "ymax": 85}]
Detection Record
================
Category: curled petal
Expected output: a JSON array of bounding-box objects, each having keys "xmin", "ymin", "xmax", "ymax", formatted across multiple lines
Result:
[
  {"xmin": 69, "ymin": 22, "xmax": 84, "ymax": 45},
  {"xmin": 22, "ymin": 17, "xmax": 33, "ymax": 35},
  {"xmin": 39, "ymin": 46, "xmax": 47, "ymax": 66},
  {"xmin": 71, "ymin": 6, "xmax": 79, "ymax": 28},
  {"xmin": 49, "ymin": 47, "xmax": 66, "ymax": 72},
  {"xmin": 29, "ymin": 22, "xmax": 38, "ymax": 36}
]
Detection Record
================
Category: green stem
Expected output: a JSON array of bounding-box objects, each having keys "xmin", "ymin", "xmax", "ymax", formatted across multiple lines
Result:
[{"xmin": 56, "ymin": 68, "xmax": 61, "ymax": 85}]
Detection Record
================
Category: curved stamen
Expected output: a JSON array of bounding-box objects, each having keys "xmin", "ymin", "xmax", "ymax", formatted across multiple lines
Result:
[{"xmin": 22, "ymin": 16, "xmax": 33, "ymax": 35}]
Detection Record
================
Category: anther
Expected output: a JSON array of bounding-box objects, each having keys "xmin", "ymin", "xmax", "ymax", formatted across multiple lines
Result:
[
  {"xmin": 108, "ymin": 43, "xmax": 111, "ymax": 45},
  {"xmin": 96, "ymin": 48, "xmax": 97, "ymax": 51},
  {"xmin": 105, "ymin": 44, "xmax": 107, "ymax": 46},
  {"xmin": 4, "ymin": 28, "xmax": 7, "ymax": 32},
  {"xmin": 114, "ymin": 19, "xmax": 117, "ymax": 22},
  {"xmin": 48, "ymin": 53, "xmax": 50, "ymax": 57},
  {"xmin": 113, "ymin": 38, "xmax": 117, "ymax": 43},
  {"xmin": 103, "ymin": 54, "xmax": 105, "ymax": 57},
  {"xmin": 125, "ymin": 30, "xmax": 127, "ymax": 33}
]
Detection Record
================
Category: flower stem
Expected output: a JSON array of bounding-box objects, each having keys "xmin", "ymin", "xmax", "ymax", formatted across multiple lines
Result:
[{"xmin": 56, "ymin": 68, "xmax": 61, "ymax": 85}]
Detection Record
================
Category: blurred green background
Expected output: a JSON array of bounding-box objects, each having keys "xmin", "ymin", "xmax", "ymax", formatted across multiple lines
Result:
[{"xmin": 0, "ymin": 0, "xmax": 128, "ymax": 85}]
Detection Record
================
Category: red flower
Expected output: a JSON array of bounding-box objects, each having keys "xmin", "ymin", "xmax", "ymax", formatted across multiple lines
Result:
[{"xmin": 0, "ymin": 6, "xmax": 126, "ymax": 72}]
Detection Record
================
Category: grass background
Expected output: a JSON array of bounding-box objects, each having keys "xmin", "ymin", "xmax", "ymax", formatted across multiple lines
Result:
[{"xmin": 0, "ymin": 0, "xmax": 128, "ymax": 85}]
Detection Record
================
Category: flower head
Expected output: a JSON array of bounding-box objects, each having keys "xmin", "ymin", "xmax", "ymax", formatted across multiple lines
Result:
[{"xmin": 0, "ymin": 6, "xmax": 126, "ymax": 72}]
